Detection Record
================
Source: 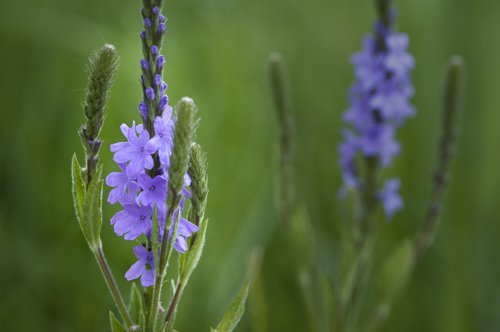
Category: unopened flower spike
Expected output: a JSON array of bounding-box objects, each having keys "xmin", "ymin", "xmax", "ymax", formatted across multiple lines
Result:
[
  {"xmin": 80, "ymin": 44, "xmax": 119, "ymax": 183},
  {"xmin": 414, "ymin": 56, "xmax": 465, "ymax": 261},
  {"xmin": 188, "ymin": 143, "xmax": 209, "ymax": 226}
]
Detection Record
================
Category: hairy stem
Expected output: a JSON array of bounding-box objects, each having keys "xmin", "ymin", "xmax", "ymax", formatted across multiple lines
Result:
[
  {"xmin": 164, "ymin": 279, "xmax": 183, "ymax": 328},
  {"xmin": 93, "ymin": 245, "xmax": 134, "ymax": 328}
]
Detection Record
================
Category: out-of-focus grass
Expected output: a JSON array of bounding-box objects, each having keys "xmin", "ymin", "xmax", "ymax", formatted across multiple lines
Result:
[{"xmin": 0, "ymin": 0, "xmax": 500, "ymax": 331}]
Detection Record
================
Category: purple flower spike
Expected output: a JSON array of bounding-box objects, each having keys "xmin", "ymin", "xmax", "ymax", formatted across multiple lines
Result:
[
  {"xmin": 125, "ymin": 245, "xmax": 156, "ymax": 287},
  {"xmin": 145, "ymin": 87, "xmax": 155, "ymax": 101},
  {"xmin": 106, "ymin": 4, "xmax": 200, "ymax": 286},
  {"xmin": 339, "ymin": 6, "xmax": 414, "ymax": 218}
]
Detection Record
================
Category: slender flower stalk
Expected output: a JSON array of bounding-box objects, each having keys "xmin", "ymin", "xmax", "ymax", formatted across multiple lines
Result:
[
  {"xmin": 268, "ymin": 53, "xmax": 294, "ymax": 228},
  {"xmin": 338, "ymin": 1, "xmax": 415, "ymax": 330},
  {"xmin": 414, "ymin": 56, "xmax": 465, "ymax": 261}
]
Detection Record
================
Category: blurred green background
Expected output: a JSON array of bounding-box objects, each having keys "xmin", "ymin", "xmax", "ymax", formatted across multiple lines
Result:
[{"xmin": 1, "ymin": 0, "xmax": 499, "ymax": 331}]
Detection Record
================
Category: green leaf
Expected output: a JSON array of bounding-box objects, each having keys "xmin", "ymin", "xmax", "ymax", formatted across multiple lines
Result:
[
  {"xmin": 83, "ymin": 165, "xmax": 103, "ymax": 247},
  {"xmin": 109, "ymin": 311, "xmax": 125, "ymax": 332},
  {"xmin": 128, "ymin": 283, "xmax": 144, "ymax": 325},
  {"xmin": 378, "ymin": 239, "xmax": 414, "ymax": 305},
  {"xmin": 71, "ymin": 154, "xmax": 86, "ymax": 236},
  {"xmin": 181, "ymin": 218, "xmax": 208, "ymax": 282},
  {"xmin": 216, "ymin": 282, "xmax": 250, "ymax": 332},
  {"xmin": 210, "ymin": 328, "xmax": 218, "ymax": 332}
]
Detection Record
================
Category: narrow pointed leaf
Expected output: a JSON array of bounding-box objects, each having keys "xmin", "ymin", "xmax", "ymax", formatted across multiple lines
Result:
[
  {"xmin": 128, "ymin": 283, "xmax": 144, "ymax": 324},
  {"xmin": 71, "ymin": 154, "xmax": 86, "ymax": 235},
  {"xmin": 216, "ymin": 283, "xmax": 250, "ymax": 332},
  {"xmin": 109, "ymin": 311, "xmax": 125, "ymax": 332},
  {"xmin": 181, "ymin": 218, "xmax": 208, "ymax": 282},
  {"xmin": 83, "ymin": 165, "xmax": 103, "ymax": 247}
]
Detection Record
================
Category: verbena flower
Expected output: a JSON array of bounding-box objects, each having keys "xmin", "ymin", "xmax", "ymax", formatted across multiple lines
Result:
[
  {"xmin": 105, "ymin": 164, "xmax": 140, "ymax": 204},
  {"xmin": 125, "ymin": 245, "xmax": 156, "ymax": 287},
  {"xmin": 150, "ymin": 111, "xmax": 175, "ymax": 165},
  {"xmin": 111, "ymin": 203, "xmax": 153, "ymax": 240},
  {"xmin": 170, "ymin": 214, "xmax": 198, "ymax": 253},
  {"xmin": 106, "ymin": 5, "xmax": 198, "ymax": 287},
  {"xmin": 110, "ymin": 122, "xmax": 157, "ymax": 178},
  {"xmin": 339, "ymin": 8, "xmax": 414, "ymax": 218}
]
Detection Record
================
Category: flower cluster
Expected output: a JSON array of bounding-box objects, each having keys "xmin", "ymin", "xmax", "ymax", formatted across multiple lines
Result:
[
  {"xmin": 339, "ymin": 11, "xmax": 414, "ymax": 218},
  {"xmin": 106, "ymin": 3, "xmax": 197, "ymax": 287},
  {"xmin": 106, "ymin": 118, "xmax": 197, "ymax": 287}
]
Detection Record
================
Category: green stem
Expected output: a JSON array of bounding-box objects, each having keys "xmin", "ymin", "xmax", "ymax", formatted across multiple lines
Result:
[
  {"xmin": 147, "ymin": 194, "xmax": 181, "ymax": 331},
  {"xmin": 93, "ymin": 245, "xmax": 134, "ymax": 328},
  {"xmin": 164, "ymin": 279, "xmax": 183, "ymax": 329}
]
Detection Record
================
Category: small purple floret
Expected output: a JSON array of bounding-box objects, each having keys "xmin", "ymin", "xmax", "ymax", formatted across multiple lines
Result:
[
  {"xmin": 125, "ymin": 245, "xmax": 156, "ymax": 287},
  {"xmin": 158, "ymin": 23, "xmax": 166, "ymax": 33},
  {"xmin": 145, "ymin": 87, "xmax": 155, "ymax": 101},
  {"xmin": 140, "ymin": 59, "xmax": 149, "ymax": 70},
  {"xmin": 379, "ymin": 179, "xmax": 403, "ymax": 219},
  {"xmin": 156, "ymin": 55, "xmax": 165, "ymax": 69}
]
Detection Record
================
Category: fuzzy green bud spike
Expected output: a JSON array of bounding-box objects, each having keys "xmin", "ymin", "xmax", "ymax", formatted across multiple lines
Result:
[
  {"xmin": 168, "ymin": 97, "xmax": 199, "ymax": 202},
  {"xmin": 188, "ymin": 143, "xmax": 209, "ymax": 226},
  {"xmin": 414, "ymin": 56, "xmax": 465, "ymax": 261},
  {"xmin": 149, "ymin": 97, "xmax": 198, "ymax": 330},
  {"xmin": 80, "ymin": 44, "xmax": 119, "ymax": 183},
  {"xmin": 268, "ymin": 53, "xmax": 293, "ymax": 228}
]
